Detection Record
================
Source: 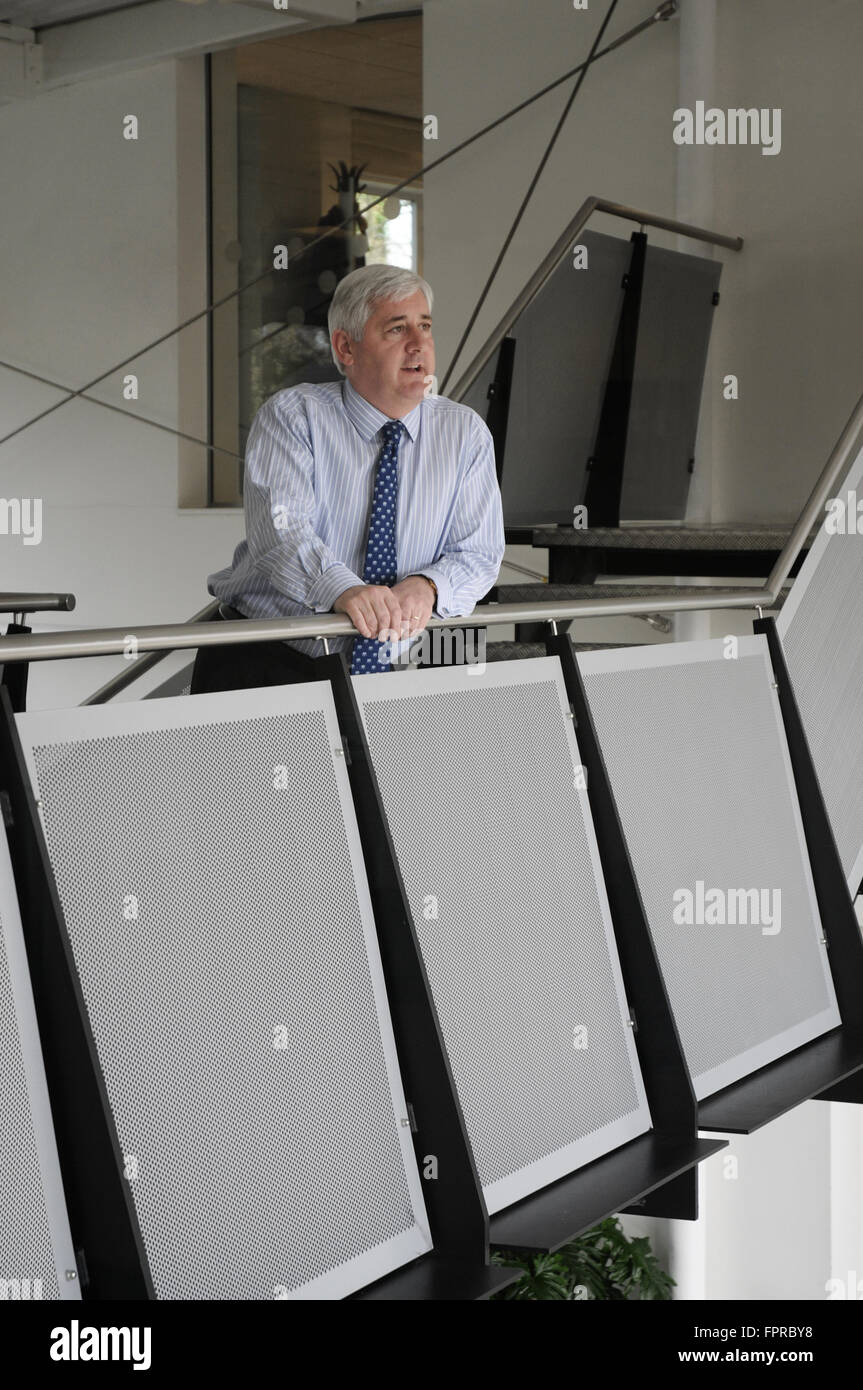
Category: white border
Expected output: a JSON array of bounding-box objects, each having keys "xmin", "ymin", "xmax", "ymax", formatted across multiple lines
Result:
[
  {"xmin": 577, "ymin": 635, "xmax": 840, "ymax": 1100},
  {"xmin": 354, "ymin": 657, "xmax": 652, "ymax": 1215},
  {"xmin": 775, "ymin": 441, "xmax": 863, "ymax": 894},
  {"xmin": 17, "ymin": 682, "xmax": 432, "ymax": 1300},
  {"xmin": 0, "ymin": 827, "xmax": 80, "ymax": 1299}
]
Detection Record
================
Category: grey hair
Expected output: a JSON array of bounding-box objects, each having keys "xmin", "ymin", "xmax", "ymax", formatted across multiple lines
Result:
[{"xmin": 328, "ymin": 263, "xmax": 433, "ymax": 375}]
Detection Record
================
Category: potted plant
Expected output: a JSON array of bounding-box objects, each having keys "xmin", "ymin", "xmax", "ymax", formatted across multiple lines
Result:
[{"xmin": 494, "ymin": 1217, "xmax": 675, "ymax": 1301}]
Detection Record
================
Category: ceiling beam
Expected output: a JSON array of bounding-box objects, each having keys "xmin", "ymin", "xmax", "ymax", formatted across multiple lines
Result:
[
  {"xmin": 37, "ymin": 0, "xmax": 357, "ymax": 89},
  {"xmin": 0, "ymin": 21, "xmax": 42, "ymax": 101}
]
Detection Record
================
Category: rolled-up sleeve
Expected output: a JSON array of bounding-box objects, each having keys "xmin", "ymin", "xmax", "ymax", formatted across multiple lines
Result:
[
  {"xmin": 243, "ymin": 397, "xmax": 364, "ymax": 613},
  {"xmin": 417, "ymin": 416, "xmax": 505, "ymax": 617}
]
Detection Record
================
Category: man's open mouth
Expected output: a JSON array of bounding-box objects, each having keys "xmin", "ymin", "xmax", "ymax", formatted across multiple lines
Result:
[{"xmin": 402, "ymin": 364, "xmax": 423, "ymax": 373}]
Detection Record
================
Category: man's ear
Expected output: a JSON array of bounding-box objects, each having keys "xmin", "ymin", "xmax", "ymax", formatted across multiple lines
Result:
[{"xmin": 332, "ymin": 330, "xmax": 353, "ymax": 369}]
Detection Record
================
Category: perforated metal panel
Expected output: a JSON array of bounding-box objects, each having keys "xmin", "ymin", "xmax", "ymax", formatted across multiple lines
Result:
[
  {"xmin": 354, "ymin": 658, "xmax": 651, "ymax": 1215},
  {"xmin": 579, "ymin": 638, "xmax": 839, "ymax": 1100},
  {"xmin": 777, "ymin": 443, "xmax": 863, "ymax": 895},
  {"xmin": 17, "ymin": 684, "xmax": 430, "ymax": 1300},
  {"xmin": 0, "ymin": 826, "xmax": 79, "ymax": 1301}
]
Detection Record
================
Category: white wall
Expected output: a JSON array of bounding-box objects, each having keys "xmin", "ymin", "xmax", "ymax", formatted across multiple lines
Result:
[
  {"xmin": 424, "ymin": 0, "xmax": 681, "ymax": 644},
  {"xmin": 0, "ymin": 58, "xmax": 245, "ymax": 709},
  {"xmin": 423, "ymin": 0, "xmax": 680, "ymax": 387},
  {"xmin": 709, "ymin": 0, "xmax": 863, "ymax": 523}
]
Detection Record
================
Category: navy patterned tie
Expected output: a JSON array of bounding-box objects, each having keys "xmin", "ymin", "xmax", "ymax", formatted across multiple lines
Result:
[{"xmin": 350, "ymin": 419, "xmax": 405, "ymax": 675}]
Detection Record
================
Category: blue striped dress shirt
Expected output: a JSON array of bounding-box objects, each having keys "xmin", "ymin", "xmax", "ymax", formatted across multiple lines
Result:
[{"xmin": 208, "ymin": 378, "xmax": 506, "ymax": 657}]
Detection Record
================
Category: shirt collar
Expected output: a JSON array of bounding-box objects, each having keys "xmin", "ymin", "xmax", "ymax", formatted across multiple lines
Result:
[{"xmin": 341, "ymin": 377, "xmax": 423, "ymax": 443}]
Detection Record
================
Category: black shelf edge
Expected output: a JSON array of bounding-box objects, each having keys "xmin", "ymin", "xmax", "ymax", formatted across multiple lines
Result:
[
  {"xmin": 488, "ymin": 1134, "xmax": 723, "ymax": 1254},
  {"xmin": 698, "ymin": 1028, "xmax": 863, "ymax": 1133},
  {"xmin": 815, "ymin": 1074, "xmax": 863, "ymax": 1103},
  {"xmin": 351, "ymin": 1253, "xmax": 520, "ymax": 1301}
]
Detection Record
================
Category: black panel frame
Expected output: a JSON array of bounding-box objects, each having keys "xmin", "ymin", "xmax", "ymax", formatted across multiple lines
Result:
[
  {"xmin": 0, "ymin": 623, "xmax": 30, "ymax": 714},
  {"xmin": 484, "ymin": 335, "xmax": 516, "ymax": 489},
  {"xmin": 318, "ymin": 654, "xmax": 493, "ymax": 1267},
  {"xmin": 583, "ymin": 232, "xmax": 647, "ymax": 528}
]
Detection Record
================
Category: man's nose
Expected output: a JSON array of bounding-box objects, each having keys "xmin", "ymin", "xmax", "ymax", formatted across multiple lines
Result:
[{"xmin": 405, "ymin": 326, "xmax": 424, "ymax": 352}]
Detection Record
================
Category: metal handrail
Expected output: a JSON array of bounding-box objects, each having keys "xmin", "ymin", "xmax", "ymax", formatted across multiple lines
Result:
[
  {"xmin": 1, "ymin": 593, "xmax": 76, "ymax": 615},
  {"xmin": 0, "ymin": 590, "xmax": 776, "ymax": 664},
  {"xmin": 448, "ymin": 195, "xmax": 744, "ymax": 402},
  {"xmin": 80, "ymin": 601, "xmax": 220, "ymax": 705},
  {"xmin": 767, "ymin": 385, "xmax": 863, "ymax": 595}
]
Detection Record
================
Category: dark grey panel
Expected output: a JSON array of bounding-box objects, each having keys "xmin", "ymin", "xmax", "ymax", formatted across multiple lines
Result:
[
  {"xmin": 460, "ymin": 230, "xmax": 720, "ymax": 527},
  {"xmin": 622, "ymin": 245, "xmax": 721, "ymax": 521},
  {"xmin": 462, "ymin": 231, "xmax": 627, "ymax": 528}
]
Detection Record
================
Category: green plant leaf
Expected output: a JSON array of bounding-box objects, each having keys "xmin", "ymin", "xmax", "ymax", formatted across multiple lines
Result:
[{"xmin": 494, "ymin": 1216, "xmax": 675, "ymax": 1301}]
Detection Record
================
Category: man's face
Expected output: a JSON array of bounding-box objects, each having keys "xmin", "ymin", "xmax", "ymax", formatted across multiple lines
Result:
[{"xmin": 333, "ymin": 290, "xmax": 435, "ymax": 418}]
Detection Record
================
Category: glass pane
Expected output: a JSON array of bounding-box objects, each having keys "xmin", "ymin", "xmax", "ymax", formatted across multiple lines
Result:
[{"xmin": 208, "ymin": 18, "xmax": 423, "ymax": 505}]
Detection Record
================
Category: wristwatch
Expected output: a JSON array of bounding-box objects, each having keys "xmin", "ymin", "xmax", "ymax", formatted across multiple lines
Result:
[{"xmin": 407, "ymin": 573, "xmax": 438, "ymax": 609}]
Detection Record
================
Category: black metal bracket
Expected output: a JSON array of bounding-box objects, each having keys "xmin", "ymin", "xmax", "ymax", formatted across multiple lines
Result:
[
  {"xmin": 583, "ymin": 230, "xmax": 647, "ymax": 528},
  {"xmin": 1, "ymin": 622, "xmax": 31, "ymax": 714},
  {"xmin": 318, "ymin": 653, "xmax": 490, "ymax": 1269},
  {"xmin": 555, "ymin": 634, "xmax": 722, "ymax": 1210},
  {"xmin": 484, "ymin": 335, "xmax": 516, "ymax": 489}
]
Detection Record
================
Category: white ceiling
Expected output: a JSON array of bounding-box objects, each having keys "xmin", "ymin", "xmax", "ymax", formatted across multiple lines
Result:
[
  {"xmin": 1, "ymin": 0, "xmax": 420, "ymax": 32},
  {"xmin": 1, "ymin": 0, "xmax": 153, "ymax": 28}
]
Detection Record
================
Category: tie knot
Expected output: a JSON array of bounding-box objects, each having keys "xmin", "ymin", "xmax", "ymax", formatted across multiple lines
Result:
[{"xmin": 381, "ymin": 420, "xmax": 404, "ymax": 447}]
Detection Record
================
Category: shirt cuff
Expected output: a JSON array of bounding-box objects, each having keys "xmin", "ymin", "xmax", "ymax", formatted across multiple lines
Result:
[
  {"xmin": 306, "ymin": 564, "xmax": 366, "ymax": 614},
  {"xmin": 416, "ymin": 569, "xmax": 450, "ymax": 616}
]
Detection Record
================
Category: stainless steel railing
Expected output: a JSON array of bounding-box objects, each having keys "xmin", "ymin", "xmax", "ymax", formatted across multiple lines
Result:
[
  {"xmin": 1, "ymin": 593, "xmax": 76, "ymax": 615},
  {"xmin": 0, "ymin": 588, "xmax": 771, "ymax": 665},
  {"xmin": 767, "ymin": 387, "xmax": 863, "ymax": 595},
  {"xmin": 448, "ymin": 195, "xmax": 744, "ymax": 403},
  {"xmin": 80, "ymin": 601, "xmax": 220, "ymax": 705}
]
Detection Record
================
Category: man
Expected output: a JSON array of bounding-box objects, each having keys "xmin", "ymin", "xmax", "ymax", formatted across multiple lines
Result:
[{"xmin": 196, "ymin": 263, "xmax": 504, "ymax": 689}]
